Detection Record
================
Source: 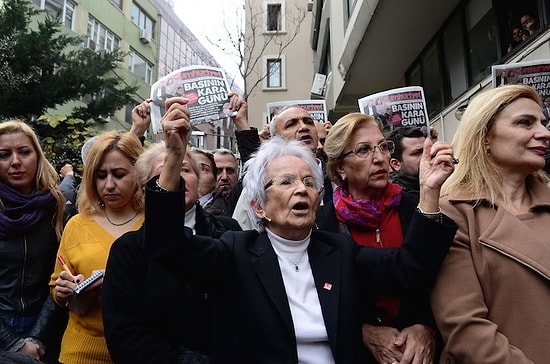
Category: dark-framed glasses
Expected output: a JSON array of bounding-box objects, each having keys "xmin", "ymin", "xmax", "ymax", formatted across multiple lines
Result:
[
  {"xmin": 338, "ymin": 140, "xmax": 395, "ymax": 160},
  {"xmin": 264, "ymin": 173, "xmax": 323, "ymax": 193}
]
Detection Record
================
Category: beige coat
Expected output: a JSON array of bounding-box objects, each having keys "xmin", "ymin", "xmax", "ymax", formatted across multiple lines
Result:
[{"xmin": 431, "ymin": 179, "xmax": 550, "ymax": 364}]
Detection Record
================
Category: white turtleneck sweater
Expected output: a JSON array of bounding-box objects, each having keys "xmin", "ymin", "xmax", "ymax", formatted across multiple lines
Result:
[
  {"xmin": 266, "ymin": 228, "xmax": 334, "ymax": 364},
  {"xmin": 185, "ymin": 204, "xmax": 197, "ymax": 233}
]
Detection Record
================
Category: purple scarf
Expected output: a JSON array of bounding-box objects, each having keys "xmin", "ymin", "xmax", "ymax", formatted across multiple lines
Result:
[
  {"xmin": 333, "ymin": 182, "xmax": 403, "ymax": 231},
  {"xmin": 0, "ymin": 182, "xmax": 56, "ymax": 240}
]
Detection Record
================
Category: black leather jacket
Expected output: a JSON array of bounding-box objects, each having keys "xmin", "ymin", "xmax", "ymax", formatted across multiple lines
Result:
[{"xmin": 0, "ymin": 210, "xmax": 65, "ymax": 351}]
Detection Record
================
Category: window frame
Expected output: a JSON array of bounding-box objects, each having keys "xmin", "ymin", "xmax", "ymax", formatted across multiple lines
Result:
[
  {"xmin": 264, "ymin": 0, "xmax": 286, "ymax": 33},
  {"xmin": 405, "ymin": 0, "xmax": 546, "ymax": 117},
  {"xmin": 263, "ymin": 55, "xmax": 286, "ymax": 90},
  {"xmin": 109, "ymin": 0, "xmax": 123, "ymax": 9},
  {"xmin": 131, "ymin": 3, "xmax": 154, "ymax": 36},
  {"xmin": 87, "ymin": 17, "xmax": 121, "ymax": 52},
  {"xmin": 128, "ymin": 49, "xmax": 153, "ymax": 85},
  {"xmin": 33, "ymin": 0, "xmax": 76, "ymax": 30}
]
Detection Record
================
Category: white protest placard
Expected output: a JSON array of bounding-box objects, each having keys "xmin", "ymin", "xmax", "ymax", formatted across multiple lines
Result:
[
  {"xmin": 492, "ymin": 59, "xmax": 550, "ymax": 96},
  {"xmin": 358, "ymin": 86, "xmax": 429, "ymax": 134},
  {"xmin": 266, "ymin": 99, "xmax": 327, "ymax": 123},
  {"xmin": 150, "ymin": 65, "xmax": 232, "ymax": 133}
]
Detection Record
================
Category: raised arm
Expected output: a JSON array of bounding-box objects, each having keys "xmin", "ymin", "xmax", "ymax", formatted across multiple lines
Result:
[
  {"xmin": 130, "ymin": 99, "xmax": 152, "ymax": 139},
  {"xmin": 157, "ymin": 97, "xmax": 190, "ymax": 191},
  {"xmin": 417, "ymin": 138, "xmax": 455, "ymax": 214},
  {"xmin": 227, "ymin": 92, "xmax": 249, "ymax": 131}
]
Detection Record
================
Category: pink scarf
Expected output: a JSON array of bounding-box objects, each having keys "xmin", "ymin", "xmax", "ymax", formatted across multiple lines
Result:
[{"xmin": 333, "ymin": 182, "xmax": 403, "ymax": 231}]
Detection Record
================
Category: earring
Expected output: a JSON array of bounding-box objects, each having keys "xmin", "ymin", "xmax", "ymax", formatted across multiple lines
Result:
[{"xmin": 264, "ymin": 216, "xmax": 272, "ymax": 222}]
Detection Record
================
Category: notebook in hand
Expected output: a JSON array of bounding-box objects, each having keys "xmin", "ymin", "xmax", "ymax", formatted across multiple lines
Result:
[{"xmin": 73, "ymin": 270, "xmax": 104, "ymax": 295}]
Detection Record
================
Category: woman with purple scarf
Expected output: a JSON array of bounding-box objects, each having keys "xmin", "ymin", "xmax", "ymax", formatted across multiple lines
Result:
[
  {"xmin": 318, "ymin": 113, "xmax": 454, "ymax": 364},
  {"xmin": 0, "ymin": 120, "xmax": 66, "ymax": 363}
]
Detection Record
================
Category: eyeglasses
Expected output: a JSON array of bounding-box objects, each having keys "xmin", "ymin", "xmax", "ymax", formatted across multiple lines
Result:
[
  {"xmin": 264, "ymin": 173, "xmax": 323, "ymax": 193},
  {"xmin": 338, "ymin": 141, "xmax": 395, "ymax": 159}
]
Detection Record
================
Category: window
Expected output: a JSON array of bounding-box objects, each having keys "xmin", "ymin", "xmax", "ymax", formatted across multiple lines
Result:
[
  {"xmin": 265, "ymin": 1, "xmax": 285, "ymax": 32},
  {"xmin": 267, "ymin": 58, "xmax": 281, "ymax": 87},
  {"xmin": 347, "ymin": 0, "xmax": 357, "ymax": 18},
  {"xmin": 465, "ymin": 0, "xmax": 498, "ymax": 84},
  {"xmin": 109, "ymin": 0, "xmax": 122, "ymax": 9},
  {"xmin": 406, "ymin": 43, "xmax": 444, "ymax": 117},
  {"xmin": 421, "ymin": 43, "xmax": 443, "ymax": 114},
  {"xmin": 405, "ymin": 0, "xmax": 545, "ymax": 116},
  {"xmin": 442, "ymin": 12, "xmax": 468, "ymax": 100},
  {"xmin": 265, "ymin": 56, "xmax": 285, "ymax": 89},
  {"xmin": 128, "ymin": 49, "xmax": 153, "ymax": 84},
  {"xmin": 131, "ymin": 3, "xmax": 154, "ymax": 36},
  {"xmin": 125, "ymin": 102, "xmax": 138, "ymax": 124},
  {"xmin": 81, "ymin": 88, "xmax": 113, "ymax": 106},
  {"xmin": 33, "ymin": 0, "xmax": 76, "ymax": 30},
  {"xmin": 87, "ymin": 17, "xmax": 120, "ymax": 52}
]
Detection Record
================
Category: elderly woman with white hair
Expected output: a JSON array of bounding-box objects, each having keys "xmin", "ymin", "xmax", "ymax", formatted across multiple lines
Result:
[{"xmin": 143, "ymin": 97, "xmax": 458, "ymax": 364}]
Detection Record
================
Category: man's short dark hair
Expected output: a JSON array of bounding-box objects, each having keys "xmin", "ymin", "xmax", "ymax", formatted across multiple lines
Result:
[{"xmin": 385, "ymin": 127, "xmax": 425, "ymax": 161}]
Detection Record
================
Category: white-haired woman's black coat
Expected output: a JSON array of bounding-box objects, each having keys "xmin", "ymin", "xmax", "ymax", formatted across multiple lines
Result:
[{"xmin": 144, "ymin": 177, "xmax": 457, "ymax": 364}]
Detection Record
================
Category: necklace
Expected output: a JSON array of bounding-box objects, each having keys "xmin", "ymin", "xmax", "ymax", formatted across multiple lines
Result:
[
  {"xmin": 285, "ymin": 253, "xmax": 307, "ymax": 272},
  {"xmin": 104, "ymin": 210, "xmax": 140, "ymax": 226}
]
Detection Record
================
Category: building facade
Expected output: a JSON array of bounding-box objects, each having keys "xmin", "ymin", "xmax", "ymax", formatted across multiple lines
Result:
[
  {"xmin": 244, "ymin": 0, "xmax": 315, "ymax": 128},
  {"xmin": 32, "ymin": 0, "xmax": 158, "ymax": 132},
  {"xmin": 152, "ymin": 0, "xmax": 241, "ymax": 150},
  {"xmin": 311, "ymin": 0, "xmax": 550, "ymax": 141},
  {"xmin": 30, "ymin": 0, "xmax": 240, "ymax": 150}
]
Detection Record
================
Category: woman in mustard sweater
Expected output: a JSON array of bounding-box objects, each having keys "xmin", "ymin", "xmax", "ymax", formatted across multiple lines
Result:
[{"xmin": 49, "ymin": 131, "xmax": 144, "ymax": 364}]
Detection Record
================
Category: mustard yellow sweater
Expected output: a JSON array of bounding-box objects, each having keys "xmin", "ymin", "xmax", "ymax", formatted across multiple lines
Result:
[{"xmin": 50, "ymin": 214, "xmax": 143, "ymax": 364}]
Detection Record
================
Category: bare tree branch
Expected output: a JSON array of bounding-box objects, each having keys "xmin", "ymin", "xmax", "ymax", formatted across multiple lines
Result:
[{"xmin": 204, "ymin": 0, "xmax": 306, "ymax": 101}]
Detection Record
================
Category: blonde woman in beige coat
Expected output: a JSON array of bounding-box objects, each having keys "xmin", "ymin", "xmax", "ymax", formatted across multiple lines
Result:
[{"xmin": 431, "ymin": 84, "xmax": 550, "ymax": 363}]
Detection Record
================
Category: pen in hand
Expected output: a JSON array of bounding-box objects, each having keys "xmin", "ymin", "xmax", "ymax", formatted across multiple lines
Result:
[{"xmin": 58, "ymin": 255, "xmax": 77, "ymax": 283}]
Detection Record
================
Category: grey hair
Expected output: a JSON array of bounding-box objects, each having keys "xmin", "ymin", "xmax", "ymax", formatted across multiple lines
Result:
[
  {"xmin": 243, "ymin": 136, "xmax": 323, "ymax": 232},
  {"xmin": 213, "ymin": 148, "xmax": 237, "ymax": 163},
  {"xmin": 135, "ymin": 141, "xmax": 200, "ymax": 187},
  {"xmin": 135, "ymin": 142, "xmax": 168, "ymax": 187},
  {"xmin": 269, "ymin": 104, "xmax": 304, "ymax": 137},
  {"xmin": 81, "ymin": 136, "xmax": 99, "ymax": 164}
]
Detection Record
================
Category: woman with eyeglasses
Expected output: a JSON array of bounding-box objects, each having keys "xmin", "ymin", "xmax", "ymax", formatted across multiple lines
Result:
[
  {"xmin": 320, "ymin": 112, "xmax": 455, "ymax": 364},
  {"xmin": 142, "ymin": 99, "xmax": 458, "ymax": 364}
]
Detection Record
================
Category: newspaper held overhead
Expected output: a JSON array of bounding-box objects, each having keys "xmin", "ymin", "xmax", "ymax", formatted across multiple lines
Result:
[
  {"xmin": 358, "ymin": 86, "xmax": 430, "ymax": 135},
  {"xmin": 150, "ymin": 65, "xmax": 233, "ymax": 133},
  {"xmin": 266, "ymin": 99, "xmax": 328, "ymax": 124},
  {"xmin": 492, "ymin": 59, "xmax": 550, "ymax": 96}
]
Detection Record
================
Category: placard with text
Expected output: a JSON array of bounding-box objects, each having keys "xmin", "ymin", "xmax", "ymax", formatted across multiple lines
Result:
[{"xmin": 150, "ymin": 65, "xmax": 232, "ymax": 133}]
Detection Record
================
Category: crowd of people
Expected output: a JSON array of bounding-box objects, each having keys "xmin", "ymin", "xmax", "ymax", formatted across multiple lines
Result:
[{"xmin": 1, "ymin": 83, "xmax": 550, "ymax": 364}]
